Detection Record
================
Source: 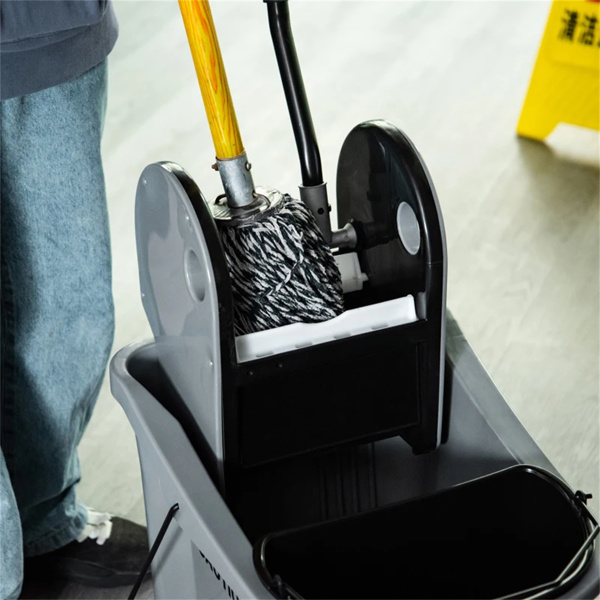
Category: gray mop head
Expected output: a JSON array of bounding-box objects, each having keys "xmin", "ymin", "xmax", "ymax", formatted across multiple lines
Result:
[{"xmin": 219, "ymin": 194, "xmax": 344, "ymax": 335}]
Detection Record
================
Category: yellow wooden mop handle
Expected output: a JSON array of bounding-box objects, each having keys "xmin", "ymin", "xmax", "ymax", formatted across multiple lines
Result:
[{"xmin": 178, "ymin": 0, "xmax": 244, "ymax": 160}]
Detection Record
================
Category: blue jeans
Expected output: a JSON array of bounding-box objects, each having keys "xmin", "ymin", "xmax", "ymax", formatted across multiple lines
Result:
[{"xmin": 0, "ymin": 60, "xmax": 115, "ymax": 600}]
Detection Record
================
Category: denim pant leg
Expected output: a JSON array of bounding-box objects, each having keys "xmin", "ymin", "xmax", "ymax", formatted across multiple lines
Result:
[
  {"xmin": 0, "ymin": 452, "xmax": 23, "ymax": 600},
  {"xmin": 0, "ymin": 60, "xmax": 115, "ymax": 564}
]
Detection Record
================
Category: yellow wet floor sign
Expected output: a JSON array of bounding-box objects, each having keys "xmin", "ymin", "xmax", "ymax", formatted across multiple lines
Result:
[{"xmin": 517, "ymin": 0, "xmax": 600, "ymax": 139}]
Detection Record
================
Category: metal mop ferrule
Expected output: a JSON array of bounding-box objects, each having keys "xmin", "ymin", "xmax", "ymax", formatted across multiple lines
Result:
[
  {"xmin": 213, "ymin": 152, "xmax": 286, "ymax": 225},
  {"xmin": 212, "ymin": 187, "xmax": 286, "ymax": 226},
  {"xmin": 215, "ymin": 152, "xmax": 255, "ymax": 210}
]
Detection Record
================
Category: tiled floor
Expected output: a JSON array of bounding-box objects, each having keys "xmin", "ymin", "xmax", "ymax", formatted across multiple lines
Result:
[{"xmin": 28, "ymin": 1, "xmax": 598, "ymax": 598}]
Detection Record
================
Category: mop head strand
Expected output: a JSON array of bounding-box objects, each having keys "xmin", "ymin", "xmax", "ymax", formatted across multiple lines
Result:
[{"xmin": 219, "ymin": 194, "xmax": 344, "ymax": 335}]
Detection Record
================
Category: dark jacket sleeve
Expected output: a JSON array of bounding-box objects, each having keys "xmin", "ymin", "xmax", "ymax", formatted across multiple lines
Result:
[
  {"xmin": 1, "ymin": 0, "xmax": 108, "ymax": 47},
  {"xmin": 0, "ymin": 0, "xmax": 117, "ymax": 100}
]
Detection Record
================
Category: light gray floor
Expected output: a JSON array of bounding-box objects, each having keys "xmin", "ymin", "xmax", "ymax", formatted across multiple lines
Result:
[{"xmin": 31, "ymin": 1, "xmax": 598, "ymax": 598}]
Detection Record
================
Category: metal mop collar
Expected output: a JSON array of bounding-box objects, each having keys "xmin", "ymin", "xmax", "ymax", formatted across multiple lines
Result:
[{"xmin": 215, "ymin": 188, "xmax": 344, "ymax": 335}]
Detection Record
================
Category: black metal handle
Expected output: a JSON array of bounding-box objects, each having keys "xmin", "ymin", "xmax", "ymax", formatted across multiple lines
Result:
[
  {"xmin": 266, "ymin": 0, "xmax": 323, "ymax": 187},
  {"xmin": 128, "ymin": 503, "xmax": 180, "ymax": 600}
]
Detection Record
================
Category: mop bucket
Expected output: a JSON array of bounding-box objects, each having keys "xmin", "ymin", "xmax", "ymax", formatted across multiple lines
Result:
[
  {"xmin": 111, "ymin": 313, "xmax": 600, "ymax": 600},
  {"xmin": 111, "ymin": 0, "xmax": 600, "ymax": 596},
  {"xmin": 111, "ymin": 124, "xmax": 599, "ymax": 600},
  {"xmin": 254, "ymin": 465, "xmax": 599, "ymax": 600}
]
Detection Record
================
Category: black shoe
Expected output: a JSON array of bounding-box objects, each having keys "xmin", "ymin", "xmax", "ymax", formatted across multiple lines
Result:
[{"xmin": 24, "ymin": 510, "xmax": 150, "ymax": 588}]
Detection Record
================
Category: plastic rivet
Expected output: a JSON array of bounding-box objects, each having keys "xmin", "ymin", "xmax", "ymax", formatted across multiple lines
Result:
[
  {"xmin": 397, "ymin": 202, "xmax": 421, "ymax": 255},
  {"xmin": 184, "ymin": 250, "xmax": 205, "ymax": 302}
]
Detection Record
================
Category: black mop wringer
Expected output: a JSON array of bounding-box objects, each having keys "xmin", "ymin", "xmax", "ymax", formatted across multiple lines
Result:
[{"xmin": 178, "ymin": 0, "xmax": 344, "ymax": 335}]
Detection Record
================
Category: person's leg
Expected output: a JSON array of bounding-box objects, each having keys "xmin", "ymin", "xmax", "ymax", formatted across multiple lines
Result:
[
  {"xmin": 0, "ymin": 452, "xmax": 23, "ymax": 600},
  {"xmin": 0, "ymin": 59, "xmax": 115, "ymax": 558},
  {"xmin": 1, "ymin": 235, "xmax": 24, "ymax": 600}
]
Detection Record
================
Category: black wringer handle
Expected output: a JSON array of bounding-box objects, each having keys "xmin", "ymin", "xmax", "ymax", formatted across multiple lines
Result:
[{"xmin": 265, "ymin": 0, "xmax": 333, "ymax": 242}]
